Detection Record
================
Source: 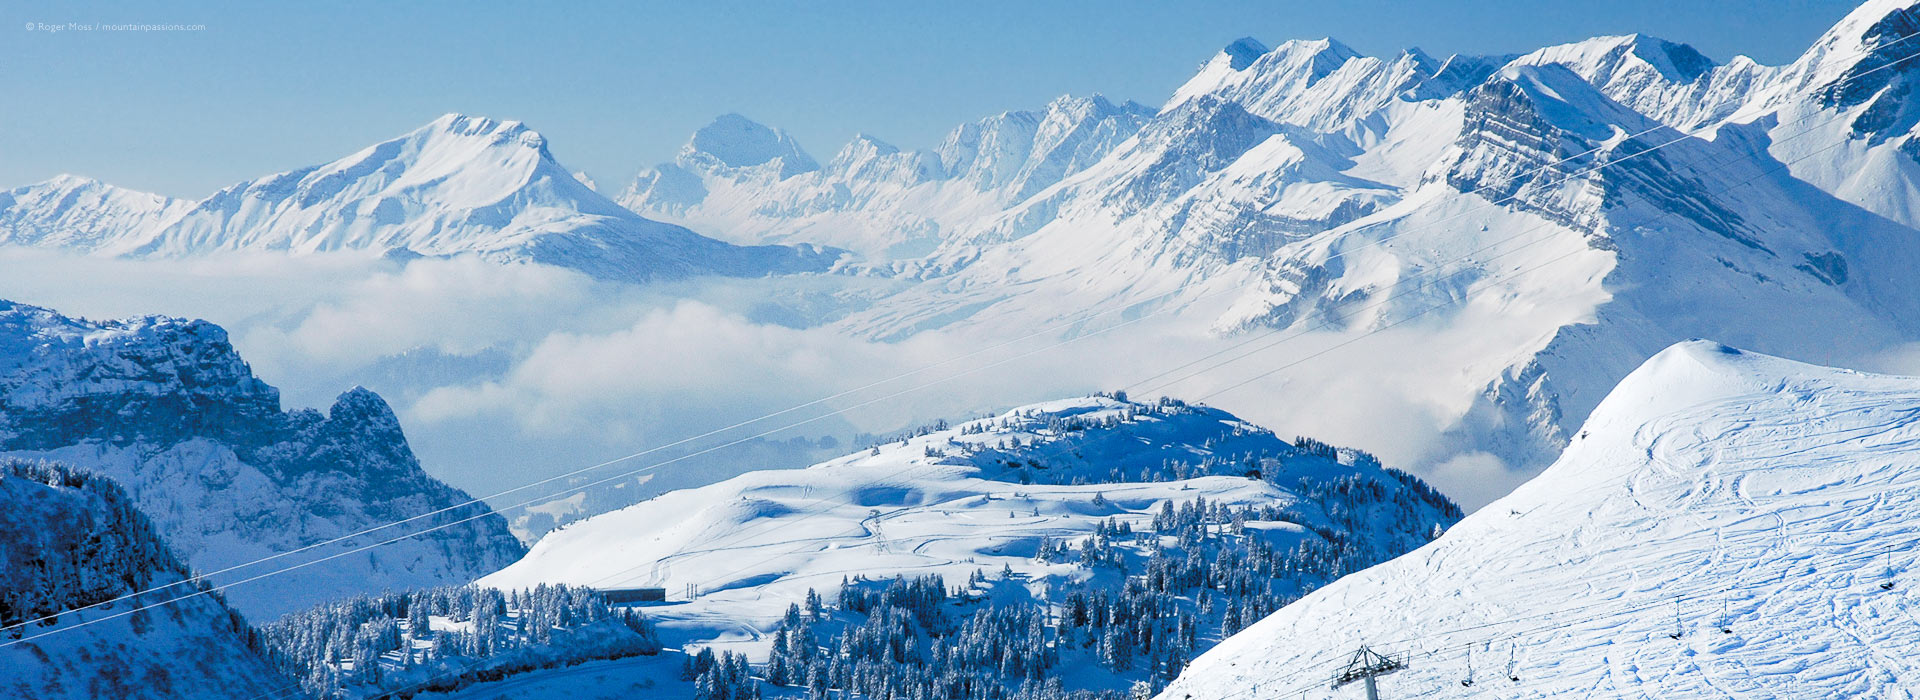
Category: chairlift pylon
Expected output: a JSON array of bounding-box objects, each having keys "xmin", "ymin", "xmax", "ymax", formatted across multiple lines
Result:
[
  {"xmin": 1883, "ymin": 548, "xmax": 1897, "ymax": 591},
  {"xmin": 1505, "ymin": 642, "xmax": 1520, "ymax": 683},
  {"xmin": 1460, "ymin": 643, "xmax": 1474, "ymax": 687}
]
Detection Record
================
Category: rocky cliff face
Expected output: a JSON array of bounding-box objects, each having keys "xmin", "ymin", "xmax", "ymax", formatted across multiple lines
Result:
[{"xmin": 0, "ymin": 300, "xmax": 527, "ymax": 618}]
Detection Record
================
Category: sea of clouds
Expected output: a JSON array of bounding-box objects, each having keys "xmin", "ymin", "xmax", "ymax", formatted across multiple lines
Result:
[{"xmin": 0, "ymin": 247, "xmax": 1746, "ymax": 513}]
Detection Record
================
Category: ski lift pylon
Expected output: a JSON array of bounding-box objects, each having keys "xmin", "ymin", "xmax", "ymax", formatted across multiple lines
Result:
[
  {"xmin": 1883, "ymin": 548, "xmax": 1897, "ymax": 591},
  {"xmin": 1331, "ymin": 645, "xmax": 1407, "ymax": 689}
]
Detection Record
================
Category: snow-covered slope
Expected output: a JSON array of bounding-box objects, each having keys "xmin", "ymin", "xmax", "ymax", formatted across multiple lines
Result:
[
  {"xmin": 1, "ymin": 114, "xmax": 841, "ymax": 282},
  {"xmin": 1157, "ymin": 341, "xmax": 1920, "ymax": 699},
  {"xmin": 0, "ymin": 459, "xmax": 296, "ymax": 700},
  {"xmin": 0, "ymin": 300, "xmax": 527, "ymax": 618},
  {"xmin": 480, "ymin": 394, "xmax": 1459, "ymax": 694},
  {"xmin": 619, "ymin": 97, "xmax": 1152, "ymax": 259},
  {"xmin": 0, "ymin": 175, "xmax": 192, "ymax": 250}
]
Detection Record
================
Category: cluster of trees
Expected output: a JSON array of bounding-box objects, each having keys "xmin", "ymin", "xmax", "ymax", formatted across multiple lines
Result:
[
  {"xmin": 260, "ymin": 583, "xmax": 659, "ymax": 698},
  {"xmin": 684, "ymin": 647, "xmax": 761, "ymax": 700},
  {"xmin": 0, "ymin": 458, "xmax": 257, "ymax": 648},
  {"xmin": 764, "ymin": 575, "xmax": 1121, "ymax": 700}
]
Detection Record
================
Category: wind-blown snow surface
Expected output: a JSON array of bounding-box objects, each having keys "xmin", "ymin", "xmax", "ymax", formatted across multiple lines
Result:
[
  {"xmin": 0, "ymin": 300, "xmax": 526, "ymax": 618},
  {"xmin": 0, "ymin": 114, "xmax": 840, "ymax": 283},
  {"xmin": 480, "ymin": 395, "xmax": 1457, "ymax": 665},
  {"xmin": 1155, "ymin": 341, "xmax": 1920, "ymax": 699}
]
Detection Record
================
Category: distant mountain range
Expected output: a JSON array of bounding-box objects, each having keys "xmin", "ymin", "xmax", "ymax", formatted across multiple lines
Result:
[
  {"xmin": 0, "ymin": 115, "xmax": 841, "ymax": 282},
  {"xmin": 7, "ymin": 0, "xmax": 1920, "ymax": 492},
  {"xmin": 619, "ymin": 0, "xmax": 1920, "ymax": 478}
]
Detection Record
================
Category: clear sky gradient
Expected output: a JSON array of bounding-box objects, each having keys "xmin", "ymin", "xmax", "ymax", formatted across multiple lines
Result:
[{"xmin": 5, "ymin": 0, "xmax": 1864, "ymax": 198}]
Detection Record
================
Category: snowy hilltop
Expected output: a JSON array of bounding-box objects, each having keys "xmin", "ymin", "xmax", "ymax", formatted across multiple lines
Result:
[
  {"xmin": 629, "ymin": 1, "xmax": 1920, "ymax": 489},
  {"xmin": 1155, "ymin": 341, "xmax": 1920, "ymax": 699},
  {"xmin": 0, "ymin": 300, "xmax": 526, "ymax": 618},
  {"xmin": 0, "ymin": 114, "xmax": 842, "ymax": 282},
  {"xmin": 479, "ymin": 394, "xmax": 1460, "ymax": 698},
  {"xmin": 0, "ymin": 459, "xmax": 296, "ymax": 700}
]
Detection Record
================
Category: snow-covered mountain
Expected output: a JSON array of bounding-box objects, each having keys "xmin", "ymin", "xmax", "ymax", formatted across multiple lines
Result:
[
  {"xmin": 0, "ymin": 459, "xmax": 296, "ymax": 700},
  {"xmin": 619, "ymin": 96, "xmax": 1153, "ymax": 259},
  {"xmin": 0, "ymin": 300, "xmax": 526, "ymax": 618},
  {"xmin": 1155, "ymin": 340, "xmax": 1920, "ymax": 699},
  {"xmin": 0, "ymin": 114, "xmax": 841, "ymax": 282},
  {"xmin": 0, "ymin": 174, "xmax": 194, "ymax": 251},
  {"xmin": 479, "ymin": 393, "xmax": 1459, "ymax": 696},
  {"xmin": 657, "ymin": 0, "xmax": 1920, "ymax": 486}
]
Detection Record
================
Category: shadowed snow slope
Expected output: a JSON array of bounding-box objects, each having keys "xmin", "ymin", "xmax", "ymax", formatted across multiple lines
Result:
[
  {"xmin": 1156, "ymin": 340, "xmax": 1920, "ymax": 699},
  {"xmin": 0, "ymin": 460, "xmax": 294, "ymax": 700}
]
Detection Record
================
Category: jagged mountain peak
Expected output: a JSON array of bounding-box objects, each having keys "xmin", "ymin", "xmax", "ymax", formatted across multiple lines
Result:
[
  {"xmin": 682, "ymin": 113, "xmax": 820, "ymax": 177},
  {"xmin": 1169, "ymin": 36, "xmax": 1363, "ymax": 112},
  {"xmin": 327, "ymin": 385, "xmax": 403, "ymax": 432},
  {"xmin": 840, "ymin": 131, "xmax": 900, "ymax": 154},
  {"xmin": 1222, "ymin": 36, "xmax": 1270, "ymax": 70},
  {"xmin": 823, "ymin": 133, "xmax": 945, "ymax": 185},
  {"xmin": 420, "ymin": 112, "xmax": 547, "ymax": 148},
  {"xmin": 1519, "ymin": 33, "xmax": 1717, "ymax": 84},
  {"xmin": 1041, "ymin": 92, "xmax": 1153, "ymax": 119}
]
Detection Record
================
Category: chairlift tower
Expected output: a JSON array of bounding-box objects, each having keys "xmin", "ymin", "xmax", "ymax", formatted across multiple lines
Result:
[{"xmin": 1332, "ymin": 646, "xmax": 1407, "ymax": 700}]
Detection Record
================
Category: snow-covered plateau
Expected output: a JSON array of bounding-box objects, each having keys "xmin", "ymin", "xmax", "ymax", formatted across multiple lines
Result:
[{"xmin": 479, "ymin": 393, "xmax": 1460, "ymax": 697}]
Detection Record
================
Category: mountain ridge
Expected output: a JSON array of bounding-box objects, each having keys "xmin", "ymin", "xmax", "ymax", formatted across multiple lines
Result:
[
  {"xmin": 0, "ymin": 114, "xmax": 843, "ymax": 283},
  {"xmin": 0, "ymin": 299, "xmax": 527, "ymax": 618}
]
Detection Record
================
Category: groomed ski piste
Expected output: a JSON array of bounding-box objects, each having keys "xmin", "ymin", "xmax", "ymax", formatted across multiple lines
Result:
[{"xmin": 1155, "ymin": 340, "xmax": 1920, "ymax": 699}]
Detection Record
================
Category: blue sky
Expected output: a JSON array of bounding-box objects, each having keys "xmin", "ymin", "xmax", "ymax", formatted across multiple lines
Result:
[{"xmin": 5, "ymin": 0, "xmax": 1864, "ymax": 198}]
